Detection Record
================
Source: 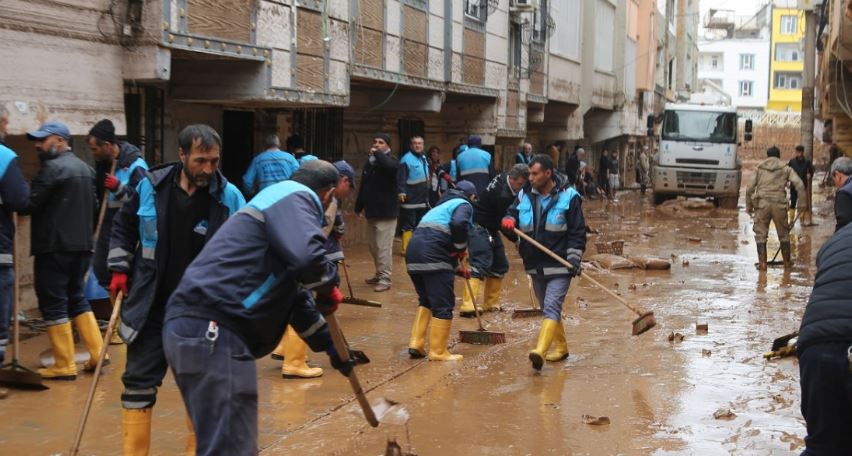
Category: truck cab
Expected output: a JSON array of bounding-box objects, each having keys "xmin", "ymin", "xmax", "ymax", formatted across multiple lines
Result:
[{"xmin": 652, "ymin": 103, "xmax": 749, "ymax": 209}]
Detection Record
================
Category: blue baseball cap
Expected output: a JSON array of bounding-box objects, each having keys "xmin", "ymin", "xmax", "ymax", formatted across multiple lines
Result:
[
  {"xmin": 333, "ymin": 160, "xmax": 356, "ymax": 189},
  {"xmin": 455, "ymin": 180, "xmax": 477, "ymax": 198},
  {"xmin": 27, "ymin": 121, "xmax": 71, "ymax": 140}
]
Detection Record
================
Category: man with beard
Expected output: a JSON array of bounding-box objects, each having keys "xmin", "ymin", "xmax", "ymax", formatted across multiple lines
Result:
[
  {"xmin": 21, "ymin": 121, "xmax": 101, "ymax": 380},
  {"xmin": 107, "ymin": 124, "xmax": 245, "ymax": 455},
  {"xmin": 398, "ymin": 136, "xmax": 431, "ymax": 255}
]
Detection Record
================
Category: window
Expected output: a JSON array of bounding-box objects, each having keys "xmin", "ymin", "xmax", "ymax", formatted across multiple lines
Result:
[
  {"xmin": 464, "ymin": 0, "xmax": 486, "ymax": 22},
  {"xmin": 594, "ymin": 0, "xmax": 615, "ymax": 72},
  {"xmin": 739, "ymin": 81, "xmax": 753, "ymax": 97},
  {"xmin": 700, "ymin": 53, "xmax": 722, "ymax": 71},
  {"xmin": 532, "ymin": 0, "xmax": 548, "ymax": 43},
  {"xmin": 662, "ymin": 110, "xmax": 737, "ymax": 143},
  {"xmin": 775, "ymin": 43, "xmax": 802, "ymax": 62},
  {"xmin": 780, "ymin": 15, "xmax": 797, "ymax": 35},
  {"xmin": 551, "ymin": 0, "xmax": 581, "ymax": 59},
  {"xmin": 739, "ymin": 54, "xmax": 754, "ymax": 71},
  {"xmin": 509, "ymin": 22, "xmax": 522, "ymax": 78},
  {"xmin": 774, "ymin": 71, "xmax": 802, "ymax": 89}
]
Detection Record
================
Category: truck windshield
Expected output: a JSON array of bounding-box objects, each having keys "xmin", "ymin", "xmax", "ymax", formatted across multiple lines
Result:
[{"xmin": 661, "ymin": 110, "xmax": 737, "ymax": 143}]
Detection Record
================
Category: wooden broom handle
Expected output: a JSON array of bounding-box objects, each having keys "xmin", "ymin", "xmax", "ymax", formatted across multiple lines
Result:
[
  {"xmin": 325, "ymin": 313, "xmax": 379, "ymax": 427},
  {"xmin": 93, "ymin": 159, "xmax": 118, "ymax": 244},
  {"xmin": 513, "ymin": 228, "xmax": 647, "ymax": 317}
]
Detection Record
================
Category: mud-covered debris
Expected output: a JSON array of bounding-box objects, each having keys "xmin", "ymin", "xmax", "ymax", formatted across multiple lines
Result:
[
  {"xmin": 577, "ymin": 297, "xmax": 589, "ymax": 309},
  {"xmin": 628, "ymin": 283, "xmax": 637, "ymax": 291},
  {"xmin": 629, "ymin": 256, "xmax": 672, "ymax": 270},
  {"xmin": 642, "ymin": 232, "xmax": 656, "ymax": 237},
  {"xmin": 668, "ymin": 332, "xmax": 685, "ymax": 343},
  {"xmin": 588, "ymin": 254, "xmax": 635, "ymax": 270},
  {"xmin": 0, "ymin": 388, "xmax": 8, "ymax": 400},
  {"xmin": 696, "ymin": 322, "xmax": 708, "ymax": 333},
  {"xmin": 702, "ymin": 349, "xmax": 712, "ymax": 357},
  {"xmin": 713, "ymin": 408, "xmax": 736, "ymax": 420},
  {"xmin": 682, "ymin": 259, "xmax": 690, "ymax": 266},
  {"xmin": 581, "ymin": 414, "xmax": 611, "ymax": 425},
  {"xmin": 670, "ymin": 253, "xmax": 678, "ymax": 260},
  {"xmin": 385, "ymin": 438, "xmax": 417, "ymax": 456},
  {"xmin": 688, "ymin": 237, "xmax": 702, "ymax": 243}
]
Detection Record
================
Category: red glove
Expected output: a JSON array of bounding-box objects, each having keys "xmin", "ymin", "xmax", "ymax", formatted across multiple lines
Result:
[
  {"xmin": 104, "ymin": 174, "xmax": 120, "ymax": 192},
  {"xmin": 451, "ymin": 249, "xmax": 467, "ymax": 261},
  {"xmin": 110, "ymin": 272, "xmax": 128, "ymax": 297},
  {"xmin": 501, "ymin": 217, "xmax": 516, "ymax": 233},
  {"xmin": 317, "ymin": 287, "xmax": 344, "ymax": 316},
  {"xmin": 441, "ymin": 173, "xmax": 454, "ymax": 185},
  {"xmin": 455, "ymin": 266, "xmax": 471, "ymax": 280}
]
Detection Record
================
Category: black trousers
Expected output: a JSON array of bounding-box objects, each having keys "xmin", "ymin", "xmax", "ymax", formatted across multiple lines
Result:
[
  {"xmin": 399, "ymin": 207, "xmax": 428, "ymax": 232},
  {"xmin": 121, "ymin": 303, "xmax": 168, "ymax": 409},
  {"xmin": 799, "ymin": 341, "xmax": 852, "ymax": 455},
  {"xmin": 33, "ymin": 252, "xmax": 92, "ymax": 325}
]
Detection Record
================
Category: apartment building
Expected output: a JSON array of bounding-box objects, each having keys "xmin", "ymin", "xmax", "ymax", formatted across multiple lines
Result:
[{"xmin": 768, "ymin": 2, "xmax": 806, "ymax": 112}]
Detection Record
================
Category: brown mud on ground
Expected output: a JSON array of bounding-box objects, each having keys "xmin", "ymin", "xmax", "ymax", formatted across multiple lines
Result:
[{"xmin": 0, "ymin": 174, "xmax": 832, "ymax": 455}]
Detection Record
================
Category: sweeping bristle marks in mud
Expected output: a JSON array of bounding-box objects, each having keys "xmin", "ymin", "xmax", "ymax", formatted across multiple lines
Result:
[{"xmin": 501, "ymin": 154, "xmax": 587, "ymax": 371}]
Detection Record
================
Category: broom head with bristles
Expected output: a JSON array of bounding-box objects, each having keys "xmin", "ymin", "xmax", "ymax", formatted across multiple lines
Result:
[
  {"xmin": 511, "ymin": 308, "xmax": 544, "ymax": 319},
  {"xmin": 459, "ymin": 329, "xmax": 506, "ymax": 345},
  {"xmin": 631, "ymin": 311, "xmax": 656, "ymax": 336},
  {"xmin": 343, "ymin": 296, "xmax": 383, "ymax": 308}
]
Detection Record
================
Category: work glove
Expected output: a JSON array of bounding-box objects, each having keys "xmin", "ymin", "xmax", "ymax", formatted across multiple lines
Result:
[
  {"xmin": 450, "ymin": 249, "xmax": 467, "ymax": 262},
  {"xmin": 398, "ymin": 193, "xmax": 407, "ymax": 203},
  {"xmin": 110, "ymin": 272, "xmax": 128, "ymax": 297},
  {"xmin": 455, "ymin": 266, "xmax": 471, "ymax": 280},
  {"xmin": 567, "ymin": 258, "xmax": 582, "ymax": 278},
  {"xmin": 441, "ymin": 173, "xmax": 455, "ymax": 186},
  {"xmin": 316, "ymin": 287, "xmax": 344, "ymax": 316},
  {"xmin": 104, "ymin": 174, "xmax": 121, "ymax": 192},
  {"xmin": 501, "ymin": 217, "xmax": 516, "ymax": 234},
  {"xmin": 326, "ymin": 345, "xmax": 355, "ymax": 377}
]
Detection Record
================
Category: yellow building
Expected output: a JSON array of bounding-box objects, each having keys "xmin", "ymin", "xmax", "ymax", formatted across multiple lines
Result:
[{"xmin": 767, "ymin": 7, "xmax": 805, "ymax": 112}]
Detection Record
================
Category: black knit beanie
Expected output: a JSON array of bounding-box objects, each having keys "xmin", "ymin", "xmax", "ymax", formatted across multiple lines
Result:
[{"xmin": 89, "ymin": 119, "xmax": 116, "ymax": 143}]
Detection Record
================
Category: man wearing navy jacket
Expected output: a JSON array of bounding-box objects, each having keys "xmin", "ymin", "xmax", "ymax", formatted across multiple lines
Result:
[{"xmin": 398, "ymin": 136, "xmax": 431, "ymax": 255}]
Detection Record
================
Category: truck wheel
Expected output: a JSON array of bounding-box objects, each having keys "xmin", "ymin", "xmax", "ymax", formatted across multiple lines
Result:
[
  {"xmin": 717, "ymin": 196, "xmax": 739, "ymax": 209},
  {"xmin": 653, "ymin": 193, "xmax": 668, "ymax": 205}
]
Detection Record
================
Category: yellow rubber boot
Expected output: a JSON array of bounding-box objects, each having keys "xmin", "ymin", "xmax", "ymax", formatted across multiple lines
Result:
[
  {"xmin": 73, "ymin": 311, "xmax": 107, "ymax": 371},
  {"xmin": 788, "ymin": 208, "xmax": 796, "ymax": 225},
  {"xmin": 122, "ymin": 408, "xmax": 152, "ymax": 456},
  {"xmin": 408, "ymin": 306, "xmax": 431, "ymax": 358},
  {"xmin": 37, "ymin": 322, "xmax": 77, "ymax": 380},
  {"xmin": 458, "ymin": 278, "xmax": 482, "ymax": 318},
  {"xmin": 427, "ymin": 317, "xmax": 463, "ymax": 361},
  {"xmin": 281, "ymin": 326, "xmax": 323, "ymax": 378},
  {"xmin": 401, "ymin": 230, "xmax": 413, "ymax": 256},
  {"xmin": 529, "ymin": 319, "xmax": 559, "ymax": 371},
  {"xmin": 185, "ymin": 413, "xmax": 196, "ymax": 456},
  {"xmin": 483, "ymin": 277, "xmax": 503, "ymax": 312},
  {"xmin": 545, "ymin": 322, "xmax": 570, "ymax": 362},
  {"xmin": 270, "ymin": 331, "xmax": 287, "ymax": 361}
]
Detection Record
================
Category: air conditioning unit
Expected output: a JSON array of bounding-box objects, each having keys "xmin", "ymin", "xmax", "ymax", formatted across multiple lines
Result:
[{"xmin": 511, "ymin": 0, "xmax": 535, "ymax": 12}]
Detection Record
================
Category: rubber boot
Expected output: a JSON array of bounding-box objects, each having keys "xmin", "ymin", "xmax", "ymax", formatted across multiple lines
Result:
[
  {"xmin": 788, "ymin": 208, "xmax": 796, "ymax": 226},
  {"xmin": 458, "ymin": 278, "xmax": 482, "ymax": 318},
  {"xmin": 401, "ymin": 230, "xmax": 413, "ymax": 256},
  {"xmin": 73, "ymin": 311, "xmax": 107, "ymax": 371},
  {"xmin": 185, "ymin": 413, "xmax": 196, "ymax": 456},
  {"xmin": 781, "ymin": 241, "xmax": 793, "ymax": 269},
  {"xmin": 756, "ymin": 242, "xmax": 767, "ymax": 271},
  {"xmin": 281, "ymin": 326, "xmax": 323, "ymax": 378},
  {"xmin": 270, "ymin": 331, "xmax": 286, "ymax": 361},
  {"xmin": 545, "ymin": 322, "xmax": 570, "ymax": 362},
  {"xmin": 427, "ymin": 318, "xmax": 463, "ymax": 361},
  {"xmin": 529, "ymin": 319, "xmax": 559, "ymax": 371},
  {"xmin": 37, "ymin": 322, "xmax": 77, "ymax": 380},
  {"xmin": 122, "ymin": 408, "xmax": 152, "ymax": 456},
  {"xmin": 483, "ymin": 277, "xmax": 503, "ymax": 312},
  {"xmin": 407, "ymin": 306, "xmax": 431, "ymax": 358}
]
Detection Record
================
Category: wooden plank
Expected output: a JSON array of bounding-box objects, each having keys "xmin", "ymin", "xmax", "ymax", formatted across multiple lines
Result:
[
  {"xmin": 187, "ymin": 0, "xmax": 252, "ymax": 43},
  {"xmin": 403, "ymin": 40, "xmax": 426, "ymax": 77},
  {"xmin": 463, "ymin": 28, "xmax": 485, "ymax": 59},
  {"xmin": 296, "ymin": 54, "xmax": 325, "ymax": 91},
  {"xmin": 402, "ymin": 6, "xmax": 427, "ymax": 43},
  {"xmin": 355, "ymin": 27, "xmax": 383, "ymax": 68},
  {"xmin": 297, "ymin": 8, "xmax": 324, "ymax": 57},
  {"xmin": 359, "ymin": 0, "xmax": 384, "ymax": 30},
  {"xmin": 462, "ymin": 55, "xmax": 484, "ymax": 85}
]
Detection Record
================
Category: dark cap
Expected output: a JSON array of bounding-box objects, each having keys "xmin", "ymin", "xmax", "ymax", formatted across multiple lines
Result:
[
  {"xmin": 373, "ymin": 132, "xmax": 391, "ymax": 146},
  {"xmin": 795, "ymin": 144, "xmax": 805, "ymax": 151},
  {"xmin": 333, "ymin": 160, "xmax": 356, "ymax": 190},
  {"xmin": 27, "ymin": 121, "xmax": 71, "ymax": 141},
  {"xmin": 467, "ymin": 135, "xmax": 482, "ymax": 147},
  {"xmin": 88, "ymin": 119, "xmax": 116, "ymax": 143},
  {"xmin": 455, "ymin": 180, "xmax": 477, "ymax": 198}
]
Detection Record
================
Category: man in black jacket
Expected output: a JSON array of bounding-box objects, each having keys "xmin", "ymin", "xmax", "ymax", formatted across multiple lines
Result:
[
  {"xmin": 830, "ymin": 157, "xmax": 852, "ymax": 232},
  {"xmin": 797, "ymin": 223, "xmax": 852, "ymax": 455},
  {"xmin": 788, "ymin": 144, "xmax": 815, "ymax": 225},
  {"xmin": 21, "ymin": 121, "xmax": 102, "ymax": 381},
  {"xmin": 354, "ymin": 133, "xmax": 399, "ymax": 292}
]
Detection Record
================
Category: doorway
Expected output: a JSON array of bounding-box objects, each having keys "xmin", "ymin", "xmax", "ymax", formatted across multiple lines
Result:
[{"xmin": 221, "ymin": 110, "xmax": 254, "ymax": 192}]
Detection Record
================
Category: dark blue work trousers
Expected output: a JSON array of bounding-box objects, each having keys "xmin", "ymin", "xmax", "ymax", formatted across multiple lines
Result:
[
  {"xmin": 799, "ymin": 341, "xmax": 852, "ymax": 456},
  {"xmin": 163, "ymin": 316, "xmax": 258, "ymax": 456},
  {"xmin": 409, "ymin": 270, "xmax": 455, "ymax": 320},
  {"xmin": 121, "ymin": 303, "xmax": 167, "ymax": 409},
  {"xmin": 33, "ymin": 252, "xmax": 91, "ymax": 325}
]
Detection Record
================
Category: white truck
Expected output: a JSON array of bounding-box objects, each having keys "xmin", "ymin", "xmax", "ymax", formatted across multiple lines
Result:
[{"xmin": 651, "ymin": 102, "xmax": 752, "ymax": 209}]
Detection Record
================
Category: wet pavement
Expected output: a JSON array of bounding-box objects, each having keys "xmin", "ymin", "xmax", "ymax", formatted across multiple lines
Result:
[{"xmin": 0, "ymin": 169, "xmax": 834, "ymax": 455}]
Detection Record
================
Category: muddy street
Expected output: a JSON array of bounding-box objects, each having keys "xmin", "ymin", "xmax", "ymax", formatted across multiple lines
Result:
[{"xmin": 0, "ymin": 181, "xmax": 832, "ymax": 455}]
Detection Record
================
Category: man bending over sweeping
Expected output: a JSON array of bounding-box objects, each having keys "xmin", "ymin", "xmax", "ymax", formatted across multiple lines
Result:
[
  {"xmin": 501, "ymin": 154, "xmax": 586, "ymax": 371},
  {"xmin": 406, "ymin": 180, "xmax": 477, "ymax": 361}
]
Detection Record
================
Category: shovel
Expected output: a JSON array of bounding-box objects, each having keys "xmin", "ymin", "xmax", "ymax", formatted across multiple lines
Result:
[
  {"xmin": 511, "ymin": 275, "xmax": 544, "ymax": 319},
  {"xmin": 340, "ymin": 260, "xmax": 382, "ymax": 308},
  {"xmin": 0, "ymin": 214, "xmax": 47, "ymax": 390},
  {"xmin": 325, "ymin": 313, "xmax": 406, "ymax": 427},
  {"xmin": 514, "ymin": 228, "xmax": 656, "ymax": 335},
  {"xmin": 70, "ymin": 291, "xmax": 124, "ymax": 456}
]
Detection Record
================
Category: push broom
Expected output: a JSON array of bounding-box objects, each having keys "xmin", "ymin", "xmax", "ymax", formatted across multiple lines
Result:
[
  {"xmin": 514, "ymin": 228, "xmax": 656, "ymax": 335},
  {"xmin": 511, "ymin": 275, "xmax": 544, "ymax": 319},
  {"xmin": 459, "ymin": 277, "xmax": 506, "ymax": 345},
  {"xmin": 340, "ymin": 259, "xmax": 382, "ymax": 308}
]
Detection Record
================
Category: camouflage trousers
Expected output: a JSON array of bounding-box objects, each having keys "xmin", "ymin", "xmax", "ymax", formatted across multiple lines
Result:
[{"xmin": 753, "ymin": 202, "xmax": 790, "ymax": 243}]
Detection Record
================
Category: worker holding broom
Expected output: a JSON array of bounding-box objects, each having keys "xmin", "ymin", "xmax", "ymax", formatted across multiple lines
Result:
[
  {"xmin": 406, "ymin": 180, "xmax": 477, "ymax": 361},
  {"xmin": 501, "ymin": 154, "xmax": 586, "ymax": 371},
  {"xmin": 270, "ymin": 160, "xmax": 356, "ymax": 379},
  {"xmin": 459, "ymin": 164, "xmax": 529, "ymax": 317},
  {"xmin": 107, "ymin": 125, "xmax": 245, "ymax": 455},
  {"xmin": 162, "ymin": 160, "xmax": 353, "ymax": 455}
]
